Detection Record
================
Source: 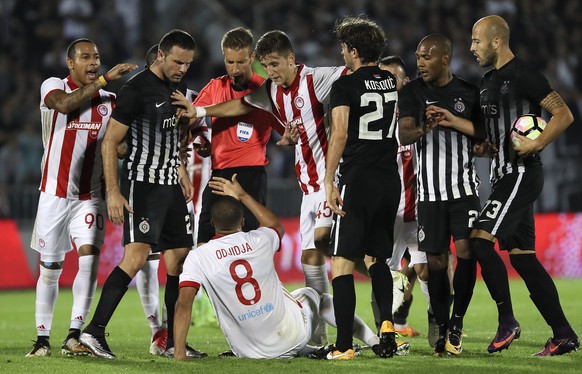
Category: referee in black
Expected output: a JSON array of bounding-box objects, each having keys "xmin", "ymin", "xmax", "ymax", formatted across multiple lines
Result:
[
  {"xmin": 398, "ymin": 34, "xmax": 485, "ymax": 356},
  {"xmin": 469, "ymin": 15, "xmax": 578, "ymax": 356},
  {"xmin": 324, "ymin": 16, "xmax": 400, "ymax": 360},
  {"xmin": 80, "ymin": 29, "xmax": 206, "ymax": 359}
]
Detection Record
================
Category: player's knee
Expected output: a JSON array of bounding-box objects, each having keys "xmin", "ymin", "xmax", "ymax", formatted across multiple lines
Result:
[
  {"xmin": 426, "ymin": 253, "xmax": 448, "ymax": 270},
  {"xmin": 77, "ymin": 244, "xmax": 100, "ymax": 257},
  {"xmin": 301, "ymin": 248, "xmax": 325, "ymax": 265},
  {"xmin": 415, "ymin": 264, "xmax": 429, "ymax": 282}
]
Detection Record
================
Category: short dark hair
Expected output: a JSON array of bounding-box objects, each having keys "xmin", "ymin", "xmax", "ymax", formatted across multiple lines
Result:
[
  {"xmin": 334, "ymin": 17, "xmax": 386, "ymax": 64},
  {"xmin": 211, "ymin": 196, "xmax": 244, "ymax": 230},
  {"xmin": 158, "ymin": 29, "xmax": 196, "ymax": 55},
  {"xmin": 378, "ymin": 55, "xmax": 405, "ymax": 69},
  {"xmin": 67, "ymin": 38, "xmax": 95, "ymax": 59},
  {"xmin": 145, "ymin": 44, "xmax": 158, "ymax": 68},
  {"xmin": 221, "ymin": 27, "xmax": 254, "ymax": 52},
  {"xmin": 255, "ymin": 30, "xmax": 294, "ymax": 61}
]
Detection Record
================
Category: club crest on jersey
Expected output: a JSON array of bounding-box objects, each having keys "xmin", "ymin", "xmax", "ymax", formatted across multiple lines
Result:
[
  {"xmin": 237, "ymin": 122, "xmax": 254, "ymax": 142},
  {"xmin": 453, "ymin": 98, "xmax": 466, "ymax": 113},
  {"xmin": 501, "ymin": 81, "xmax": 510, "ymax": 95},
  {"xmin": 97, "ymin": 104, "xmax": 109, "ymax": 116},
  {"xmin": 294, "ymin": 96, "xmax": 304, "ymax": 109},
  {"xmin": 39, "ymin": 238, "xmax": 46, "ymax": 248},
  {"xmin": 139, "ymin": 218, "xmax": 150, "ymax": 234},
  {"xmin": 418, "ymin": 227, "xmax": 425, "ymax": 242}
]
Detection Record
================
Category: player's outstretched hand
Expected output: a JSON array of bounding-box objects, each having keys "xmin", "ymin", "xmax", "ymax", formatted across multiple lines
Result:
[
  {"xmin": 106, "ymin": 63, "xmax": 139, "ymax": 80},
  {"xmin": 277, "ymin": 122, "xmax": 300, "ymax": 146},
  {"xmin": 209, "ymin": 174, "xmax": 246, "ymax": 200}
]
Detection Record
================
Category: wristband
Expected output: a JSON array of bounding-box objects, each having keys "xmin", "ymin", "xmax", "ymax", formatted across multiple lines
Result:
[
  {"xmin": 98, "ymin": 75, "xmax": 108, "ymax": 86},
  {"xmin": 195, "ymin": 106, "xmax": 206, "ymax": 118}
]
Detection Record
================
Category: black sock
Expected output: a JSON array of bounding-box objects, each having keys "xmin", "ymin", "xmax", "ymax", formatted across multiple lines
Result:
[
  {"xmin": 85, "ymin": 266, "xmax": 131, "ymax": 336},
  {"xmin": 394, "ymin": 295, "xmax": 413, "ymax": 325},
  {"xmin": 509, "ymin": 254, "xmax": 575, "ymax": 339},
  {"xmin": 67, "ymin": 328, "xmax": 81, "ymax": 340},
  {"xmin": 471, "ymin": 238, "xmax": 514, "ymax": 323},
  {"xmin": 165, "ymin": 274, "xmax": 180, "ymax": 349},
  {"xmin": 427, "ymin": 266, "xmax": 449, "ymax": 335},
  {"xmin": 368, "ymin": 262, "xmax": 393, "ymax": 323},
  {"xmin": 450, "ymin": 257, "xmax": 477, "ymax": 329},
  {"xmin": 332, "ymin": 274, "xmax": 355, "ymax": 352}
]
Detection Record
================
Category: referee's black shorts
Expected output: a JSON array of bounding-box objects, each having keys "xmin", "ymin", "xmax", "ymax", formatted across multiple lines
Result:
[{"xmin": 197, "ymin": 166, "xmax": 267, "ymax": 244}]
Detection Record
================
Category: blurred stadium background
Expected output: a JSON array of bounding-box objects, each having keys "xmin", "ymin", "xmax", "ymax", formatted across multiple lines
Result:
[{"xmin": 1, "ymin": 0, "xmax": 581, "ymax": 288}]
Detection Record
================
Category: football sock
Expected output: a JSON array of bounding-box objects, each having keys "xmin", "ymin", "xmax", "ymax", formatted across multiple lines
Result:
[
  {"xmin": 302, "ymin": 263, "xmax": 330, "ymax": 294},
  {"xmin": 70, "ymin": 255, "xmax": 98, "ymax": 330},
  {"xmin": 509, "ymin": 254, "xmax": 575, "ymax": 338},
  {"xmin": 394, "ymin": 295, "xmax": 413, "ymax": 325},
  {"xmin": 66, "ymin": 328, "xmax": 81, "ymax": 340},
  {"xmin": 321, "ymin": 293, "xmax": 379, "ymax": 346},
  {"xmin": 368, "ymin": 262, "xmax": 393, "ymax": 323},
  {"xmin": 471, "ymin": 237, "xmax": 515, "ymax": 323},
  {"xmin": 35, "ymin": 266, "xmax": 63, "ymax": 337},
  {"xmin": 450, "ymin": 257, "xmax": 477, "ymax": 329},
  {"xmin": 332, "ymin": 274, "xmax": 355, "ymax": 352},
  {"xmin": 85, "ymin": 266, "xmax": 131, "ymax": 336},
  {"xmin": 164, "ymin": 274, "xmax": 180, "ymax": 348},
  {"xmin": 136, "ymin": 258, "xmax": 161, "ymax": 334},
  {"xmin": 418, "ymin": 277, "xmax": 431, "ymax": 311},
  {"xmin": 427, "ymin": 266, "xmax": 449, "ymax": 335}
]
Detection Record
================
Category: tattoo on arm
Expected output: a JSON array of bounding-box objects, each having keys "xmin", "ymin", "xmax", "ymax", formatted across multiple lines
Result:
[
  {"xmin": 540, "ymin": 91, "xmax": 566, "ymax": 114},
  {"xmin": 56, "ymin": 81, "xmax": 103, "ymax": 113}
]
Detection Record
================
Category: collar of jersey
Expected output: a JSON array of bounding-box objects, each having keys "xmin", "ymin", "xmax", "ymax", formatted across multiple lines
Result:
[{"xmin": 282, "ymin": 64, "xmax": 304, "ymax": 92}]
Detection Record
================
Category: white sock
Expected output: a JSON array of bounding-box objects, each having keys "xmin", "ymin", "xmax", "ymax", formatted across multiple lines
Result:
[
  {"xmin": 302, "ymin": 264, "xmax": 329, "ymax": 294},
  {"xmin": 320, "ymin": 293, "xmax": 379, "ymax": 347},
  {"xmin": 35, "ymin": 266, "xmax": 63, "ymax": 337},
  {"xmin": 136, "ymin": 259, "xmax": 161, "ymax": 334},
  {"xmin": 418, "ymin": 277, "xmax": 431, "ymax": 313},
  {"xmin": 70, "ymin": 255, "xmax": 98, "ymax": 330}
]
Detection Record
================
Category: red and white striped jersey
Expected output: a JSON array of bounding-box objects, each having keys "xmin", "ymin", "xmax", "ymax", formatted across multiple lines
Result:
[
  {"xmin": 39, "ymin": 76, "xmax": 115, "ymax": 199},
  {"xmin": 396, "ymin": 143, "xmax": 417, "ymax": 222},
  {"xmin": 243, "ymin": 65, "xmax": 347, "ymax": 195}
]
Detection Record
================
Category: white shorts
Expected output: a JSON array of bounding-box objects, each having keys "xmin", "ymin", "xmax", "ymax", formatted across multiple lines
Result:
[
  {"xmin": 299, "ymin": 189, "xmax": 333, "ymax": 250},
  {"xmin": 286, "ymin": 287, "xmax": 320, "ymax": 357},
  {"xmin": 387, "ymin": 217, "xmax": 426, "ymax": 271},
  {"xmin": 31, "ymin": 192, "xmax": 106, "ymax": 262}
]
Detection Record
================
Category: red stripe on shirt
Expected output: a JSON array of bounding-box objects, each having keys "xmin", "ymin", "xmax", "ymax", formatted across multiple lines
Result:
[
  {"xmin": 402, "ymin": 157, "xmax": 417, "ymax": 222},
  {"xmin": 180, "ymin": 280, "xmax": 201, "ymax": 290},
  {"xmin": 40, "ymin": 110, "xmax": 60, "ymax": 192},
  {"xmin": 300, "ymin": 74, "xmax": 321, "ymax": 192},
  {"xmin": 56, "ymin": 108, "xmax": 79, "ymax": 197},
  {"xmin": 78, "ymin": 95, "xmax": 103, "ymax": 199}
]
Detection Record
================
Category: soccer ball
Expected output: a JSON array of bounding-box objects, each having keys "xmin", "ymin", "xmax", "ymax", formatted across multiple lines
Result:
[{"xmin": 510, "ymin": 114, "xmax": 547, "ymax": 147}]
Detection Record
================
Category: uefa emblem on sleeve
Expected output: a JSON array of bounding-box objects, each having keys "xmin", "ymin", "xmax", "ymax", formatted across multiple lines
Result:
[
  {"xmin": 97, "ymin": 104, "xmax": 109, "ymax": 116},
  {"xmin": 294, "ymin": 96, "xmax": 304, "ymax": 109}
]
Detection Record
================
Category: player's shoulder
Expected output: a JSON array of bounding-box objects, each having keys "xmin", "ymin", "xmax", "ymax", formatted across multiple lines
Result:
[
  {"xmin": 452, "ymin": 75, "xmax": 478, "ymax": 91},
  {"xmin": 41, "ymin": 76, "xmax": 66, "ymax": 92}
]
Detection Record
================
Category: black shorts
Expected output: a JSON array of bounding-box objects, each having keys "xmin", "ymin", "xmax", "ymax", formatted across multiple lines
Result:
[
  {"xmin": 417, "ymin": 195, "xmax": 481, "ymax": 254},
  {"xmin": 197, "ymin": 166, "xmax": 267, "ymax": 243},
  {"xmin": 474, "ymin": 167, "xmax": 543, "ymax": 250},
  {"xmin": 122, "ymin": 179, "xmax": 194, "ymax": 252},
  {"xmin": 330, "ymin": 178, "xmax": 400, "ymax": 260}
]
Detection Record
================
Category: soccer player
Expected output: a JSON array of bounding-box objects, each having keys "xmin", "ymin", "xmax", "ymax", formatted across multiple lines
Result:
[
  {"xmin": 324, "ymin": 17, "xmax": 400, "ymax": 360},
  {"xmin": 174, "ymin": 174, "xmax": 384, "ymax": 359},
  {"xmin": 469, "ymin": 15, "xmax": 579, "ymax": 355},
  {"xmin": 398, "ymin": 34, "xmax": 484, "ymax": 355},
  {"xmin": 26, "ymin": 39, "xmax": 137, "ymax": 357},
  {"xmin": 375, "ymin": 55, "xmax": 431, "ymax": 341},
  {"xmin": 79, "ymin": 29, "xmax": 206, "ymax": 360},
  {"xmin": 173, "ymin": 29, "xmax": 349, "ymax": 345},
  {"xmin": 192, "ymin": 27, "xmax": 284, "ymax": 247}
]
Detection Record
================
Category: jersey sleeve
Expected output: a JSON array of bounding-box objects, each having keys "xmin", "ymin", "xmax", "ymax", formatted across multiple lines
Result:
[
  {"xmin": 469, "ymin": 87, "xmax": 486, "ymax": 141},
  {"xmin": 313, "ymin": 66, "xmax": 348, "ymax": 103},
  {"xmin": 397, "ymin": 83, "xmax": 418, "ymax": 120},
  {"xmin": 111, "ymin": 81, "xmax": 140, "ymax": 126},
  {"xmin": 192, "ymin": 80, "xmax": 216, "ymax": 107},
  {"xmin": 242, "ymin": 82, "xmax": 274, "ymax": 113},
  {"xmin": 517, "ymin": 67, "xmax": 552, "ymax": 105},
  {"xmin": 179, "ymin": 251, "xmax": 203, "ymax": 289},
  {"xmin": 253, "ymin": 227, "xmax": 282, "ymax": 254},
  {"xmin": 40, "ymin": 77, "xmax": 66, "ymax": 108},
  {"xmin": 329, "ymin": 77, "xmax": 351, "ymax": 109}
]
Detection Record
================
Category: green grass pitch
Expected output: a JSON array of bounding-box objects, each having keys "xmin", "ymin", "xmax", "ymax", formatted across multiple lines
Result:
[{"xmin": 1, "ymin": 279, "xmax": 580, "ymax": 373}]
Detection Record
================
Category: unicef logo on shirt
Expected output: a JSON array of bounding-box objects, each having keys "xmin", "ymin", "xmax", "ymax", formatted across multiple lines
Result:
[
  {"xmin": 237, "ymin": 303, "xmax": 275, "ymax": 321},
  {"xmin": 237, "ymin": 122, "xmax": 254, "ymax": 142}
]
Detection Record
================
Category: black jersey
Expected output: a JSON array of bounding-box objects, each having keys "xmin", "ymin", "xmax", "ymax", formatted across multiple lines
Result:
[
  {"xmin": 112, "ymin": 69, "xmax": 188, "ymax": 185},
  {"xmin": 399, "ymin": 76, "xmax": 483, "ymax": 202},
  {"xmin": 479, "ymin": 58, "xmax": 550, "ymax": 185},
  {"xmin": 330, "ymin": 66, "xmax": 399, "ymax": 184}
]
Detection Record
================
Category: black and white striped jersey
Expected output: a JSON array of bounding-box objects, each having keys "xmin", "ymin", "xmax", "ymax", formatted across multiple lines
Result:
[
  {"xmin": 399, "ymin": 76, "xmax": 483, "ymax": 202},
  {"xmin": 112, "ymin": 69, "xmax": 188, "ymax": 185},
  {"xmin": 479, "ymin": 58, "xmax": 550, "ymax": 186}
]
